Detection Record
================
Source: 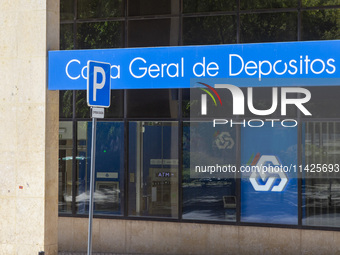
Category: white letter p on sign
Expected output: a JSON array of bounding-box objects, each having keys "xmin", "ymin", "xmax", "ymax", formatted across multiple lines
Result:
[
  {"xmin": 87, "ymin": 60, "xmax": 111, "ymax": 108},
  {"xmin": 93, "ymin": 66, "xmax": 106, "ymax": 101}
]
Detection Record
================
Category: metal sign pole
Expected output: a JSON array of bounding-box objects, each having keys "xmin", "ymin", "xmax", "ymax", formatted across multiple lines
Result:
[
  {"xmin": 87, "ymin": 110, "xmax": 97, "ymax": 255},
  {"xmin": 86, "ymin": 60, "xmax": 110, "ymax": 254}
]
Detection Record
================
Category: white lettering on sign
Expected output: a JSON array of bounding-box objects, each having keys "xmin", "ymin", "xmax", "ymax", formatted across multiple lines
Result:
[
  {"xmin": 93, "ymin": 66, "xmax": 106, "ymax": 101},
  {"xmin": 129, "ymin": 57, "xmax": 185, "ymax": 78},
  {"xmin": 193, "ymin": 57, "xmax": 219, "ymax": 77},
  {"xmin": 64, "ymin": 54, "xmax": 336, "ymax": 82},
  {"xmin": 65, "ymin": 59, "xmax": 81, "ymax": 80},
  {"xmin": 66, "ymin": 60, "xmax": 121, "ymax": 80},
  {"xmin": 229, "ymin": 54, "xmax": 336, "ymax": 81}
]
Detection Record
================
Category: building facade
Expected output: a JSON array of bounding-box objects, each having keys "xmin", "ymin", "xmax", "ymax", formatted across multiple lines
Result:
[
  {"xmin": 57, "ymin": 1, "xmax": 340, "ymax": 254},
  {"xmin": 1, "ymin": 0, "xmax": 340, "ymax": 254}
]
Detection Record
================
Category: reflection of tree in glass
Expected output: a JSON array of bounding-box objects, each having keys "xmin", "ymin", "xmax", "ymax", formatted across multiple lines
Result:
[
  {"xmin": 302, "ymin": 0, "xmax": 339, "ymax": 7},
  {"xmin": 302, "ymin": 9, "xmax": 339, "ymax": 40},
  {"xmin": 77, "ymin": 0, "xmax": 123, "ymax": 19},
  {"xmin": 183, "ymin": 0, "xmax": 236, "ymax": 13},
  {"xmin": 60, "ymin": 24, "xmax": 74, "ymax": 50},
  {"xmin": 61, "ymin": 91, "xmax": 73, "ymax": 118},
  {"xmin": 240, "ymin": 12, "xmax": 297, "ymax": 43},
  {"xmin": 77, "ymin": 21, "xmax": 124, "ymax": 49},
  {"xmin": 75, "ymin": 91, "xmax": 89, "ymax": 118},
  {"xmin": 60, "ymin": 0, "xmax": 74, "ymax": 20},
  {"xmin": 240, "ymin": 0, "xmax": 297, "ymax": 9},
  {"xmin": 183, "ymin": 16, "xmax": 236, "ymax": 45}
]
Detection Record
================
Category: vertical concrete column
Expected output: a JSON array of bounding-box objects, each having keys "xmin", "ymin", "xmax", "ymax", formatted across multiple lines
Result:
[
  {"xmin": 0, "ymin": 0, "xmax": 59, "ymax": 254},
  {"xmin": 45, "ymin": 0, "xmax": 60, "ymax": 254}
]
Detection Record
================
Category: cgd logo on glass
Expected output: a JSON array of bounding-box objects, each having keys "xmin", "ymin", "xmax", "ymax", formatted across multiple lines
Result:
[{"xmin": 197, "ymin": 82, "xmax": 312, "ymax": 128}]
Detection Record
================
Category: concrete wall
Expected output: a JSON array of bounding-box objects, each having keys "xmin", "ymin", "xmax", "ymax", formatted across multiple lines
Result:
[
  {"xmin": 59, "ymin": 217, "xmax": 340, "ymax": 255},
  {"xmin": 0, "ymin": 0, "xmax": 59, "ymax": 254}
]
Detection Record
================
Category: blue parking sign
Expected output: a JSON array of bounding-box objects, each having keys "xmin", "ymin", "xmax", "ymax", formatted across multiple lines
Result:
[{"xmin": 87, "ymin": 61, "xmax": 111, "ymax": 107}]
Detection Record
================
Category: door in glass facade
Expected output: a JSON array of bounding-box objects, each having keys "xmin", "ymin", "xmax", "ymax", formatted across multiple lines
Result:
[
  {"xmin": 240, "ymin": 123, "xmax": 298, "ymax": 225},
  {"xmin": 129, "ymin": 121, "xmax": 179, "ymax": 218},
  {"xmin": 182, "ymin": 121, "xmax": 237, "ymax": 221}
]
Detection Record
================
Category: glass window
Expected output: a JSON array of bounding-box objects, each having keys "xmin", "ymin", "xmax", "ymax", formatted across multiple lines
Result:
[
  {"xmin": 59, "ymin": 121, "xmax": 74, "ymax": 213},
  {"xmin": 60, "ymin": 24, "xmax": 74, "ymax": 50},
  {"xmin": 60, "ymin": 90, "xmax": 73, "ymax": 118},
  {"xmin": 128, "ymin": 121, "xmax": 178, "ymax": 218},
  {"xmin": 75, "ymin": 91, "xmax": 90, "ymax": 118},
  {"xmin": 240, "ymin": 0, "xmax": 298, "ymax": 10},
  {"xmin": 59, "ymin": 0, "xmax": 340, "ymax": 228},
  {"xmin": 182, "ymin": 15, "xmax": 237, "ymax": 45},
  {"xmin": 182, "ymin": 89, "xmax": 192, "ymax": 118},
  {"xmin": 128, "ymin": 0, "xmax": 179, "ymax": 16},
  {"xmin": 126, "ymin": 89, "xmax": 178, "ymax": 118},
  {"xmin": 77, "ymin": 0, "xmax": 124, "ymax": 19},
  {"xmin": 76, "ymin": 121, "xmax": 125, "ymax": 215},
  {"xmin": 302, "ymin": 0, "xmax": 340, "ymax": 7},
  {"xmin": 302, "ymin": 122, "xmax": 340, "ymax": 227},
  {"xmin": 183, "ymin": 0, "xmax": 236, "ymax": 13},
  {"xmin": 105, "ymin": 90, "xmax": 124, "ymax": 118},
  {"xmin": 182, "ymin": 122, "xmax": 237, "ymax": 221},
  {"xmin": 240, "ymin": 12, "xmax": 298, "ymax": 43},
  {"xmin": 303, "ymin": 87, "xmax": 340, "ymax": 119},
  {"xmin": 60, "ymin": 0, "xmax": 74, "ymax": 21},
  {"xmin": 241, "ymin": 123, "xmax": 298, "ymax": 224},
  {"xmin": 301, "ymin": 9, "xmax": 340, "ymax": 41},
  {"xmin": 74, "ymin": 90, "xmax": 124, "ymax": 119},
  {"xmin": 128, "ymin": 18, "xmax": 179, "ymax": 47},
  {"xmin": 77, "ymin": 21, "xmax": 124, "ymax": 49}
]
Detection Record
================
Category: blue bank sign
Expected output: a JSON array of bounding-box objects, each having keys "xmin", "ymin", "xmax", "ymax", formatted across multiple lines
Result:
[{"xmin": 48, "ymin": 40, "xmax": 340, "ymax": 90}]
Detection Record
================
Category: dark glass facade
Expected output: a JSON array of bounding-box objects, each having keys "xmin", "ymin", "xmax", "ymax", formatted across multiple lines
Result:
[{"xmin": 59, "ymin": 0, "xmax": 340, "ymax": 229}]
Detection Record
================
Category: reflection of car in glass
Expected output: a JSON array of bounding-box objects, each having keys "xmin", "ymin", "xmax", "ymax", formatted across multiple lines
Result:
[
  {"xmin": 63, "ymin": 186, "xmax": 120, "ymax": 208},
  {"xmin": 200, "ymin": 178, "xmax": 212, "ymax": 187},
  {"xmin": 59, "ymin": 156, "xmax": 88, "ymax": 161}
]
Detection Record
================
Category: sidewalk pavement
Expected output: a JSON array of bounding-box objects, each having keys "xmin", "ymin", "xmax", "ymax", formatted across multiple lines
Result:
[{"xmin": 58, "ymin": 253, "xmax": 161, "ymax": 255}]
